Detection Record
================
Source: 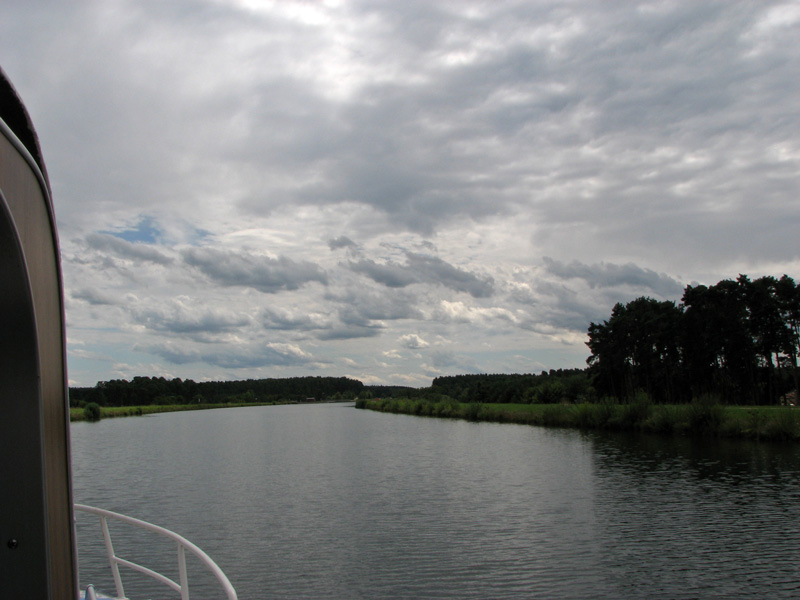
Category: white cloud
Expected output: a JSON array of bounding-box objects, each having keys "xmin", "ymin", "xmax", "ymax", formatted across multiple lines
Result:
[
  {"xmin": 435, "ymin": 301, "xmax": 519, "ymax": 325},
  {"xmin": 398, "ymin": 334, "xmax": 429, "ymax": 350}
]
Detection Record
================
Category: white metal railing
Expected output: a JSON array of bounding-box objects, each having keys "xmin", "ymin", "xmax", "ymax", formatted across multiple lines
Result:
[
  {"xmin": 74, "ymin": 504, "xmax": 238, "ymax": 600},
  {"xmin": 84, "ymin": 584, "xmax": 99, "ymax": 600}
]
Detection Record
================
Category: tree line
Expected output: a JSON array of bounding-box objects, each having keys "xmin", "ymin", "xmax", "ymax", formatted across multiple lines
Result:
[
  {"xmin": 587, "ymin": 274, "xmax": 800, "ymax": 405},
  {"xmin": 69, "ymin": 375, "xmax": 364, "ymax": 407},
  {"xmin": 426, "ymin": 370, "xmax": 592, "ymax": 404}
]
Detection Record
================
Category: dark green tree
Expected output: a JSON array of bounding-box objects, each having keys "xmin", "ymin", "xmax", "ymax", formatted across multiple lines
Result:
[
  {"xmin": 776, "ymin": 275, "xmax": 800, "ymax": 398},
  {"xmin": 739, "ymin": 275, "xmax": 793, "ymax": 403},
  {"xmin": 587, "ymin": 297, "xmax": 684, "ymax": 402},
  {"xmin": 682, "ymin": 280, "xmax": 757, "ymax": 403}
]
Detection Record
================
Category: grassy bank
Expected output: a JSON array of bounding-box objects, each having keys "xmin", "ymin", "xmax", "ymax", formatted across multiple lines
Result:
[
  {"xmin": 356, "ymin": 398, "xmax": 800, "ymax": 442},
  {"xmin": 70, "ymin": 401, "xmax": 287, "ymax": 422}
]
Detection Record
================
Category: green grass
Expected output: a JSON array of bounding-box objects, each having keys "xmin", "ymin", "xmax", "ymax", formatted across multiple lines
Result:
[
  {"xmin": 69, "ymin": 401, "xmax": 287, "ymax": 422},
  {"xmin": 356, "ymin": 398, "xmax": 800, "ymax": 442}
]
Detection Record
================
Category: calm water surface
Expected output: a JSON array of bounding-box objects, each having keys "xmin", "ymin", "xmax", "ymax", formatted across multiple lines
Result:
[{"xmin": 71, "ymin": 403, "xmax": 800, "ymax": 599}]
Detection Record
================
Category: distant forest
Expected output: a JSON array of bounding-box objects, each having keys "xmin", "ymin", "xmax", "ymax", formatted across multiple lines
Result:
[
  {"xmin": 69, "ymin": 371, "xmax": 589, "ymax": 408},
  {"xmin": 69, "ymin": 376, "xmax": 365, "ymax": 407},
  {"xmin": 425, "ymin": 370, "xmax": 590, "ymax": 404},
  {"xmin": 70, "ymin": 274, "xmax": 798, "ymax": 409}
]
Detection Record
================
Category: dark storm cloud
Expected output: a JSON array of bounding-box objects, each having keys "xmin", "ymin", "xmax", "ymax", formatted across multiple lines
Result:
[
  {"xmin": 72, "ymin": 288, "xmax": 118, "ymax": 306},
  {"xmin": 348, "ymin": 251, "xmax": 494, "ymax": 298},
  {"xmin": 348, "ymin": 258, "xmax": 419, "ymax": 288},
  {"xmin": 328, "ymin": 236, "xmax": 358, "ymax": 251},
  {"xmin": 6, "ymin": 0, "xmax": 799, "ymax": 252},
  {"xmin": 182, "ymin": 247, "xmax": 328, "ymax": 293},
  {"xmin": 542, "ymin": 257, "xmax": 685, "ymax": 298},
  {"xmin": 316, "ymin": 327, "xmax": 383, "ymax": 341},
  {"xmin": 507, "ymin": 256, "xmax": 686, "ymax": 335},
  {"xmin": 406, "ymin": 253, "xmax": 495, "ymax": 298},
  {"xmin": 517, "ymin": 280, "xmax": 614, "ymax": 333},
  {"xmin": 226, "ymin": 2, "xmax": 577, "ymax": 232},
  {"xmin": 86, "ymin": 233, "xmax": 173, "ymax": 265},
  {"xmin": 274, "ymin": 1, "xmax": 800, "ymax": 263}
]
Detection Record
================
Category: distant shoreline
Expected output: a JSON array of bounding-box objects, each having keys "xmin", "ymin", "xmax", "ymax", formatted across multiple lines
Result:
[
  {"xmin": 356, "ymin": 398, "xmax": 800, "ymax": 442},
  {"xmin": 70, "ymin": 401, "xmax": 297, "ymax": 422}
]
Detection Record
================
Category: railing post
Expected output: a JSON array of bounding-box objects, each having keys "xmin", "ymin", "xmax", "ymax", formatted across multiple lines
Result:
[
  {"xmin": 99, "ymin": 515, "xmax": 126, "ymax": 600},
  {"xmin": 178, "ymin": 543, "xmax": 190, "ymax": 600}
]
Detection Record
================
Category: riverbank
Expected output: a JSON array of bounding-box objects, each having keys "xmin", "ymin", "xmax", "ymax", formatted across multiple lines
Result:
[
  {"xmin": 69, "ymin": 401, "xmax": 289, "ymax": 422},
  {"xmin": 356, "ymin": 398, "xmax": 800, "ymax": 441}
]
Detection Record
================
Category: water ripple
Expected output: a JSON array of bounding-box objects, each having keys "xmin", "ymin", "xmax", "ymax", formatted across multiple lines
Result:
[{"xmin": 72, "ymin": 405, "xmax": 800, "ymax": 599}]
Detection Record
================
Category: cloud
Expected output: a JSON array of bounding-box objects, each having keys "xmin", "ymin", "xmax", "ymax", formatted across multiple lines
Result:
[
  {"xmin": 503, "ymin": 258, "xmax": 688, "ymax": 336},
  {"xmin": 406, "ymin": 253, "xmax": 495, "ymax": 298},
  {"xmin": 72, "ymin": 288, "xmax": 118, "ymax": 306},
  {"xmin": 399, "ymin": 334, "xmax": 429, "ymax": 349},
  {"xmin": 542, "ymin": 257, "xmax": 685, "ymax": 298},
  {"xmin": 348, "ymin": 251, "xmax": 494, "ymax": 297},
  {"xmin": 316, "ymin": 325, "xmax": 383, "ymax": 341},
  {"xmin": 327, "ymin": 287, "xmax": 424, "ymax": 323},
  {"xmin": 6, "ymin": 1, "xmax": 800, "ymax": 386},
  {"xmin": 313, "ymin": 285, "xmax": 424, "ymax": 341},
  {"xmin": 328, "ymin": 236, "xmax": 358, "ymax": 250},
  {"xmin": 182, "ymin": 247, "xmax": 328, "ymax": 293},
  {"xmin": 130, "ymin": 297, "xmax": 251, "ymax": 336},
  {"xmin": 434, "ymin": 301, "xmax": 518, "ymax": 325},
  {"xmin": 140, "ymin": 341, "xmax": 312, "ymax": 369},
  {"xmin": 86, "ymin": 233, "xmax": 173, "ymax": 265},
  {"xmin": 261, "ymin": 307, "xmax": 330, "ymax": 332},
  {"xmin": 515, "ymin": 280, "xmax": 611, "ymax": 333},
  {"xmin": 348, "ymin": 258, "xmax": 418, "ymax": 288}
]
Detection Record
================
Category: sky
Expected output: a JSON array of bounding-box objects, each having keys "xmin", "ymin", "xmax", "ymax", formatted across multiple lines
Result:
[{"xmin": 2, "ymin": 0, "xmax": 799, "ymax": 388}]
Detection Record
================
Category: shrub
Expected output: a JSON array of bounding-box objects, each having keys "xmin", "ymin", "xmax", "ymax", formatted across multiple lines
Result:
[
  {"xmin": 540, "ymin": 404, "xmax": 572, "ymax": 427},
  {"xmin": 432, "ymin": 397, "xmax": 460, "ymax": 418},
  {"xmin": 83, "ymin": 402, "xmax": 101, "ymax": 422},
  {"xmin": 464, "ymin": 403, "xmax": 481, "ymax": 421},
  {"xmin": 614, "ymin": 392, "xmax": 652, "ymax": 430},
  {"xmin": 687, "ymin": 394, "xmax": 725, "ymax": 434},
  {"xmin": 571, "ymin": 403, "xmax": 595, "ymax": 428},
  {"xmin": 744, "ymin": 408, "xmax": 768, "ymax": 439},
  {"xmin": 535, "ymin": 381, "xmax": 567, "ymax": 404},
  {"xmin": 764, "ymin": 409, "xmax": 800, "ymax": 441},
  {"xmin": 644, "ymin": 405, "xmax": 683, "ymax": 434}
]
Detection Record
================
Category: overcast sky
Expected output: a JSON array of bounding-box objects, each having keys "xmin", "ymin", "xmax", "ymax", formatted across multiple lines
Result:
[{"xmin": 3, "ymin": 0, "xmax": 799, "ymax": 387}]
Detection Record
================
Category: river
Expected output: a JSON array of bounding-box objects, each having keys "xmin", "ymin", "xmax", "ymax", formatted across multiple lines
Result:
[{"xmin": 71, "ymin": 402, "xmax": 800, "ymax": 599}]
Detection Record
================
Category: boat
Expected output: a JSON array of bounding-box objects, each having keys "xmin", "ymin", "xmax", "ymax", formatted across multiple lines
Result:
[{"xmin": 0, "ymin": 66, "xmax": 237, "ymax": 599}]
